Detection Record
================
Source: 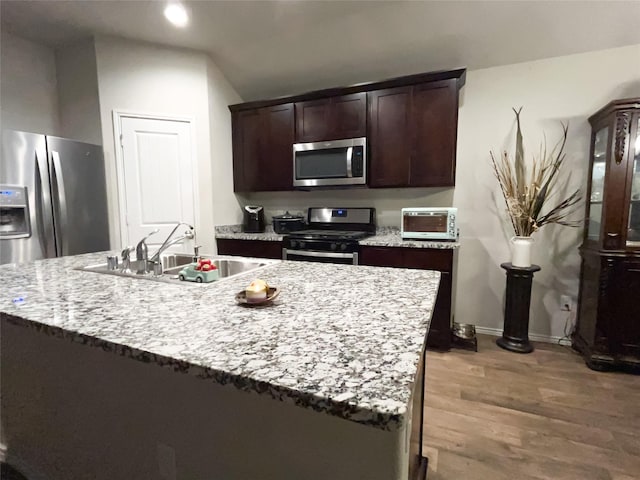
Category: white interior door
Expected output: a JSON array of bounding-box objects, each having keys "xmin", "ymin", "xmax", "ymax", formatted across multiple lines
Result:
[{"xmin": 118, "ymin": 115, "xmax": 195, "ymax": 252}]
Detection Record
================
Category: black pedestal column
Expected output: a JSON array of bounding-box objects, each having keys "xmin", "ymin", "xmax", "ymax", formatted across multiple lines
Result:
[{"xmin": 496, "ymin": 262, "xmax": 540, "ymax": 354}]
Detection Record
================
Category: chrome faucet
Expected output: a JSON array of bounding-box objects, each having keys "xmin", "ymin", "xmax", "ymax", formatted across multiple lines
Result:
[
  {"xmin": 133, "ymin": 223, "xmax": 195, "ymax": 275},
  {"xmin": 135, "ymin": 229, "xmax": 159, "ymax": 274},
  {"xmin": 149, "ymin": 223, "xmax": 195, "ymax": 264}
]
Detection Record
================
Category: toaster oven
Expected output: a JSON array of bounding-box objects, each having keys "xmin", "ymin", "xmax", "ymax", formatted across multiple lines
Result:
[{"xmin": 401, "ymin": 207, "xmax": 458, "ymax": 241}]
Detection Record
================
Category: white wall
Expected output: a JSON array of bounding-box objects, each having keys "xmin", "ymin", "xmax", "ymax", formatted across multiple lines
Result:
[
  {"xmin": 0, "ymin": 31, "xmax": 59, "ymax": 134},
  {"xmin": 454, "ymin": 43, "xmax": 640, "ymax": 340},
  {"xmin": 55, "ymin": 38, "xmax": 102, "ymax": 145},
  {"xmin": 94, "ymin": 36, "xmax": 241, "ymax": 253},
  {"xmin": 248, "ymin": 44, "xmax": 640, "ymax": 340},
  {"xmin": 207, "ymin": 59, "xmax": 244, "ymax": 227}
]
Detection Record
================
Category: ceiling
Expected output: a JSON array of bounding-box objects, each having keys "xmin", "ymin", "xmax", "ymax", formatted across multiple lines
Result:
[{"xmin": 2, "ymin": 0, "xmax": 640, "ymax": 101}]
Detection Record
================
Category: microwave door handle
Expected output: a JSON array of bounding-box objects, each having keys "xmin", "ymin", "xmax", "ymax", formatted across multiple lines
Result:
[{"xmin": 346, "ymin": 147, "xmax": 353, "ymax": 178}]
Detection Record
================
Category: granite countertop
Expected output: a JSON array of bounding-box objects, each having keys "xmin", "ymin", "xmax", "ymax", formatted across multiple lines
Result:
[
  {"xmin": 215, "ymin": 225, "xmax": 284, "ymax": 241},
  {"xmin": 360, "ymin": 227, "xmax": 460, "ymax": 250},
  {"xmin": 215, "ymin": 225, "xmax": 460, "ymax": 249},
  {"xmin": 0, "ymin": 253, "xmax": 439, "ymax": 431}
]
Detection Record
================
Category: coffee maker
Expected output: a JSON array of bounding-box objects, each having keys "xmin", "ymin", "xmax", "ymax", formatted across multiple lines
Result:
[{"xmin": 243, "ymin": 205, "xmax": 265, "ymax": 233}]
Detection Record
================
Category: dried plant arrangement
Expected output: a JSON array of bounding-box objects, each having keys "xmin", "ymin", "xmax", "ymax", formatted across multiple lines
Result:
[{"xmin": 491, "ymin": 108, "xmax": 582, "ymax": 237}]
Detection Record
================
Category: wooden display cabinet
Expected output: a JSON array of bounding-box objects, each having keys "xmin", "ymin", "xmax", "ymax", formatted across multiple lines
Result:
[{"xmin": 573, "ymin": 98, "xmax": 640, "ymax": 372}]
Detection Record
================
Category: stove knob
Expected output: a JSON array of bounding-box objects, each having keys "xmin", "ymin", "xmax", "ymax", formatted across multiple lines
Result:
[
  {"xmin": 330, "ymin": 243, "xmax": 337, "ymax": 250},
  {"xmin": 299, "ymin": 241, "xmax": 305, "ymax": 249},
  {"xmin": 340, "ymin": 243, "xmax": 348, "ymax": 251},
  {"xmin": 290, "ymin": 240, "xmax": 297, "ymax": 248}
]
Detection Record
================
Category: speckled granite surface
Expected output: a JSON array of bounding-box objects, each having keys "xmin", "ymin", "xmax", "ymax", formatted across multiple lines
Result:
[
  {"xmin": 0, "ymin": 253, "xmax": 439, "ymax": 431},
  {"xmin": 215, "ymin": 225, "xmax": 284, "ymax": 241},
  {"xmin": 215, "ymin": 224, "xmax": 459, "ymax": 249},
  {"xmin": 360, "ymin": 227, "xmax": 460, "ymax": 249}
]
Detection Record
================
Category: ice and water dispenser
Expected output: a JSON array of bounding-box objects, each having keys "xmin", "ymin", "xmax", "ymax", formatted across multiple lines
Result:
[{"xmin": 0, "ymin": 185, "xmax": 30, "ymax": 239}]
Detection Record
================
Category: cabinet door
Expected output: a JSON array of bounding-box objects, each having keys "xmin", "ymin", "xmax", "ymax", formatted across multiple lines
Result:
[
  {"xmin": 359, "ymin": 246, "xmax": 404, "ymax": 267},
  {"xmin": 585, "ymin": 125, "xmax": 609, "ymax": 244},
  {"xmin": 259, "ymin": 103, "xmax": 295, "ymax": 191},
  {"xmin": 612, "ymin": 259, "xmax": 640, "ymax": 357},
  {"xmin": 368, "ymin": 86, "xmax": 412, "ymax": 187},
  {"xmin": 232, "ymin": 109, "xmax": 262, "ymax": 192},
  {"xmin": 603, "ymin": 112, "xmax": 633, "ymax": 249},
  {"xmin": 409, "ymin": 80, "xmax": 458, "ymax": 187},
  {"xmin": 625, "ymin": 113, "xmax": 640, "ymax": 247},
  {"xmin": 428, "ymin": 271, "xmax": 452, "ymax": 350},
  {"xmin": 295, "ymin": 93, "xmax": 366, "ymax": 143},
  {"xmin": 217, "ymin": 239, "xmax": 284, "ymax": 259},
  {"xmin": 329, "ymin": 93, "xmax": 366, "ymax": 140},
  {"xmin": 295, "ymin": 98, "xmax": 330, "ymax": 143}
]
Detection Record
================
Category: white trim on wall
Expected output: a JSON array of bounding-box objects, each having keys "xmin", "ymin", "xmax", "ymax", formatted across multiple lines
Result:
[
  {"xmin": 474, "ymin": 326, "xmax": 572, "ymax": 346},
  {"xmin": 111, "ymin": 110, "xmax": 200, "ymax": 249}
]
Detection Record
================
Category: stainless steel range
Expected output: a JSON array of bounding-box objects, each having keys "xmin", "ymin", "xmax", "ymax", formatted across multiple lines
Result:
[{"xmin": 282, "ymin": 207, "xmax": 376, "ymax": 265}]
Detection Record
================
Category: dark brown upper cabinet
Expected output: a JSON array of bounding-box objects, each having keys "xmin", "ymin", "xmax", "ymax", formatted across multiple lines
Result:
[
  {"xmin": 232, "ymin": 103, "xmax": 294, "ymax": 192},
  {"xmin": 229, "ymin": 68, "xmax": 465, "ymax": 192},
  {"xmin": 368, "ymin": 79, "xmax": 459, "ymax": 188},
  {"xmin": 295, "ymin": 93, "xmax": 366, "ymax": 143}
]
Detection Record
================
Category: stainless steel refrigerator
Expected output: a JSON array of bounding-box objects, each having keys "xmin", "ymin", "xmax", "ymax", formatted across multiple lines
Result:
[{"xmin": 0, "ymin": 130, "xmax": 110, "ymax": 265}]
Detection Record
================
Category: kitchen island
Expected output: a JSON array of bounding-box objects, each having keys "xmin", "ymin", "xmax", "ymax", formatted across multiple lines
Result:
[{"xmin": 0, "ymin": 252, "xmax": 439, "ymax": 480}]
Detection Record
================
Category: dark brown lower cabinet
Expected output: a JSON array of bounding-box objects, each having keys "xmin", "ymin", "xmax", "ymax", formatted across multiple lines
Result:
[
  {"xmin": 216, "ymin": 238, "xmax": 284, "ymax": 259},
  {"xmin": 360, "ymin": 246, "xmax": 457, "ymax": 350},
  {"xmin": 573, "ymin": 248, "xmax": 640, "ymax": 372}
]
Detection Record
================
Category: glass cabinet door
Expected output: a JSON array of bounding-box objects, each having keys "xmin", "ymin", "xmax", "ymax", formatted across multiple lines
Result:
[
  {"xmin": 627, "ymin": 116, "xmax": 640, "ymax": 245},
  {"xmin": 588, "ymin": 127, "xmax": 608, "ymax": 241}
]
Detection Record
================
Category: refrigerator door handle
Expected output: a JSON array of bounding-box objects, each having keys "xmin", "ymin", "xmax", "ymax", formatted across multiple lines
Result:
[
  {"xmin": 51, "ymin": 151, "xmax": 69, "ymax": 256},
  {"xmin": 34, "ymin": 148, "xmax": 55, "ymax": 257}
]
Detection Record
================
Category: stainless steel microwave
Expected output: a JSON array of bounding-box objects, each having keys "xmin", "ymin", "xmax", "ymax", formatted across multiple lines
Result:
[
  {"xmin": 401, "ymin": 207, "xmax": 458, "ymax": 241},
  {"xmin": 293, "ymin": 137, "xmax": 367, "ymax": 187}
]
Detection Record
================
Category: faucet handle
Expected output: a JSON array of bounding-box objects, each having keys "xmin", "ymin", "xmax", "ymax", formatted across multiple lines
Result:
[
  {"xmin": 193, "ymin": 245, "xmax": 201, "ymax": 262},
  {"xmin": 121, "ymin": 246, "xmax": 134, "ymax": 260}
]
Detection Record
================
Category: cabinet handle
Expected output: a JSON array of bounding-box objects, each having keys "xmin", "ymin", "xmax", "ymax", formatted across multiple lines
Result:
[
  {"xmin": 614, "ymin": 112, "xmax": 631, "ymax": 165},
  {"xmin": 606, "ymin": 233, "xmax": 620, "ymax": 238},
  {"xmin": 628, "ymin": 268, "xmax": 640, "ymax": 273}
]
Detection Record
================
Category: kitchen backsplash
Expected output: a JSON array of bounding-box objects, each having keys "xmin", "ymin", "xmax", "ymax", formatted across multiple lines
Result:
[{"xmin": 243, "ymin": 188, "xmax": 454, "ymax": 226}]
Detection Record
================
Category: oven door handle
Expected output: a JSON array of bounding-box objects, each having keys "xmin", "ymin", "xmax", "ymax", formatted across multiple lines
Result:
[{"xmin": 283, "ymin": 248, "xmax": 357, "ymax": 260}]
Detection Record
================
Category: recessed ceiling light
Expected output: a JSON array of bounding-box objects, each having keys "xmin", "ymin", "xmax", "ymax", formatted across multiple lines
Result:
[{"xmin": 164, "ymin": 2, "xmax": 189, "ymax": 28}]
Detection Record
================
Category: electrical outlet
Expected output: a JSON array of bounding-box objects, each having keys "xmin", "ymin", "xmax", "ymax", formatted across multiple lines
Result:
[
  {"xmin": 157, "ymin": 443, "xmax": 176, "ymax": 480},
  {"xmin": 560, "ymin": 295, "xmax": 572, "ymax": 312}
]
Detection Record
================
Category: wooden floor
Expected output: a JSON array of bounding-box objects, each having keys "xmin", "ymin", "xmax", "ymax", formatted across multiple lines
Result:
[{"xmin": 422, "ymin": 335, "xmax": 640, "ymax": 480}]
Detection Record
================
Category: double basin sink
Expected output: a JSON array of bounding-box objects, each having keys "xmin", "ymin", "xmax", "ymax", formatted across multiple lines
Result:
[{"xmin": 78, "ymin": 253, "xmax": 270, "ymax": 285}]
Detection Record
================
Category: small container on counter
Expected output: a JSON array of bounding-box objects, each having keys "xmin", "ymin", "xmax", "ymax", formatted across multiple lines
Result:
[{"xmin": 272, "ymin": 211, "xmax": 306, "ymax": 234}]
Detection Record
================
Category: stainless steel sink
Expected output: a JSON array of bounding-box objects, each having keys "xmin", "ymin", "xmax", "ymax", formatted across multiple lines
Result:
[
  {"xmin": 77, "ymin": 253, "xmax": 271, "ymax": 285},
  {"xmin": 162, "ymin": 258, "xmax": 267, "ymax": 279}
]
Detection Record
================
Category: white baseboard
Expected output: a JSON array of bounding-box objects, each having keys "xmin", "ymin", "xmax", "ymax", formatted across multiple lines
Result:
[{"xmin": 474, "ymin": 326, "xmax": 572, "ymax": 346}]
